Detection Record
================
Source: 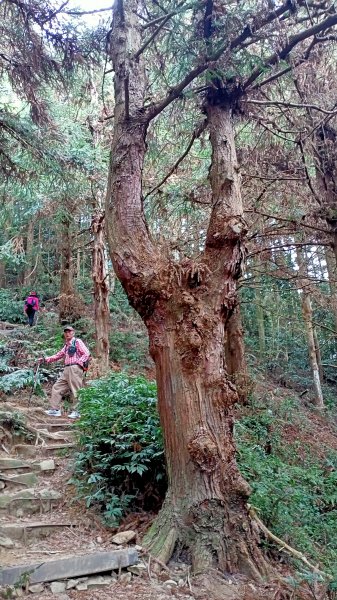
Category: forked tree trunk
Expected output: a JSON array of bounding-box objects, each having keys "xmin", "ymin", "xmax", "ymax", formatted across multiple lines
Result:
[
  {"xmin": 106, "ymin": 0, "xmax": 270, "ymax": 578},
  {"xmin": 91, "ymin": 211, "xmax": 110, "ymax": 373}
]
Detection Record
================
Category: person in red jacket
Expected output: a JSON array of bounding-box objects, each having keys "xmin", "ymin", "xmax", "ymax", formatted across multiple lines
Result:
[{"xmin": 24, "ymin": 291, "xmax": 39, "ymax": 327}]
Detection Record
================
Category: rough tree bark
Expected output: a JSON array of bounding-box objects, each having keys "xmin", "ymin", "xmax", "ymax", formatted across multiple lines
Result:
[
  {"xmin": 91, "ymin": 211, "xmax": 110, "ymax": 373},
  {"xmin": 105, "ymin": 1, "xmax": 269, "ymax": 578}
]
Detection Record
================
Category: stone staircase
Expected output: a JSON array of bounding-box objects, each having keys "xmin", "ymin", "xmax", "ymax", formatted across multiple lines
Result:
[{"xmin": 0, "ymin": 404, "xmax": 138, "ymax": 596}]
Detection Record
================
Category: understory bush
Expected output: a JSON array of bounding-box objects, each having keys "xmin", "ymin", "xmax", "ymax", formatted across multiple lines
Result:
[
  {"xmin": 109, "ymin": 329, "xmax": 152, "ymax": 370},
  {"xmin": 0, "ymin": 369, "xmax": 34, "ymax": 393},
  {"xmin": 236, "ymin": 395, "xmax": 337, "ymax": 580},
  {"xmin": 0, "ymin": 289, "xmax": 26, "ymax": 324},
  {"xmin": 72, "ymin": 372, "xmax": 166, "ymax": 526}
]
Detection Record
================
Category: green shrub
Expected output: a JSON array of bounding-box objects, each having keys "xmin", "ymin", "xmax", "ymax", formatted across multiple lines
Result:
[
  {"xmin": 72, "ymin": 372, "xmax": 166, "ymax": 526},
  {"xmin": 0, "ymin": 369, "xmax": 35, "ymax": 393},
  {"xmin": 0, "ymin": 290, "xmax": 26, "ymax": 323},
  {"xmin": 109, "ymin": 329, "xmax": 152, "ymax": 370},
  {"xmin": 236, "ymin": 396, "xmax": 337, "ymax": 573}
]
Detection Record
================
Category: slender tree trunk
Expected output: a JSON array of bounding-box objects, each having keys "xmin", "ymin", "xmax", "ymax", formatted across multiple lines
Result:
[
  {"xmin": 313, "ymin": 328, "xmax": 324, "ymax": 382},
  {"xmin": 255, "ymin": 291, "xmax": 266, "ymax": 358},
  {"xmin": 59, "ymin": 214, "xmax": 84, "ymax": 323},
  {"xmin": 0, "ymin": 262, "xmax": 6, "ymax": 288},
  {"xmin": 325, "ymin": 246, "xmax": 337, "ymax": 334},
  {"xmin": 252, "ymin": 251, "xmax": 267, "ymax": 359},
  {"xmin": 24, "ymin": 221, "xmax": 34, "ymax": 284},
  {"xmin": 105, "ymin": 0, "xmax": 270, "ymax": 578},
  {"xmin": 296, "ymin": 247, "xmax": 324, "ymax": 407},
  {"xmin": 91, "ymin": 211, "xmax": 110, "ymax": 373},
  {"xmin": 76, "ymin": 249, "xmax": 81, "ymax": 282}
]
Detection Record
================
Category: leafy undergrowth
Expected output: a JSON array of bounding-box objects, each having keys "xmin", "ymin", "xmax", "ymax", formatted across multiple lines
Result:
[
  {"xmin": 236, "ymin": 385, "xmax": 337, "ymax": 587},
  {"xmin": 71, "ymin": 372, "xmax": 166, "ymax": 526},
  {"xmin": 72, "ymin": 373, "xmax": 337, "ymax": 590}
]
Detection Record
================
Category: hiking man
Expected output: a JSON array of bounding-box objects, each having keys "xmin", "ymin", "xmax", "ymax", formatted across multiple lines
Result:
[
  {"xmin": 39, "ymin": 325, "xmax": 90, "ymax": 419},
  {"xmin": 24, "ymin": 291, "xmax": 39, "ymax": 327}
]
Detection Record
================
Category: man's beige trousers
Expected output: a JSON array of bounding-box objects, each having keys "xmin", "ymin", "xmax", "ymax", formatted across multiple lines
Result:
[{"xmin": 50, "ymin": 364, "xmax": 84, "ymax": 409}]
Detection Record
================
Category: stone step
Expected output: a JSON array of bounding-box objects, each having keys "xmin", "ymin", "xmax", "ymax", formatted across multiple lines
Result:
[
  {"xmin": 35, "ymin": 428, "xmax": 76, "ymax": 442},
  {"xmin": 13, "ymin": 443, "xmax": 75, "ymax": 458},
  {"xmin": 0, "ymin": 547, "xmax": 138, "ymax": 586},
  {"xmin": 0, "ymin": 521, "xmax": 75, "ymax": 543},
  {"xmin": 0, "ymin": 457, "xmax": 56, "ymax": 473},
  {"xmin": 0, "ymin": 488, "xmax": 62, "ymax": 515},
  {"xmin": 33, "ymin": 421, "xmax": 72, "ymax": 432},
  {"xmin": 0, "ymin": 471, "xmax": 38, "ymax": 490}
]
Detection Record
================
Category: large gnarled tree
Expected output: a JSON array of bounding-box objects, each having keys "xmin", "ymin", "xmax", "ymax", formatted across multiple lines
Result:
[{"xmin": 106, "ymin": 0, "xmax": 337, "ymax": 577}]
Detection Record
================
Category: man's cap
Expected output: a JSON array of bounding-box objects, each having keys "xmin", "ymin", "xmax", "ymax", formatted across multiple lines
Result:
[
  {"xmin": 63, "ymin": 325, "xmax": 75, "ymax": 332},
  {"xmin": 30, "ymin": 291, "xmax": 37, "ymax": 296}
]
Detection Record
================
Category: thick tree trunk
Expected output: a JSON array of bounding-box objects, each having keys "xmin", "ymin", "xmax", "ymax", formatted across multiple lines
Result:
[
  {"xmin": 106, "ymin": 0, "xmax": 270, "ymax": 578},
  {"xmin": 144, "ymin": 300, "xmax": 267, "ymax": 578},
  {"xmin": 91, "ymin": 211, "xmax": 110, "ymax": 373}
]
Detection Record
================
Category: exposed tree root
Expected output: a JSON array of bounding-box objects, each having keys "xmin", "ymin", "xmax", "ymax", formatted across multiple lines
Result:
[
  {"xmin": 248, "ymin": 504, "xmax": 332, "ymax": 581},
  {"xmin": 143, "ymin": 501, "xmax": 177, "ymax": 565},
  {"xmin": 142, "ymin": 497, "xmax": 271, "ymax": 580}
]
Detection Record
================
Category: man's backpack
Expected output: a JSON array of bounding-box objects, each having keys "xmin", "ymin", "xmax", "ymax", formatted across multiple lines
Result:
[{"xmin": 25, "ymin": 296, "xmax": 37, "ymax": 309}]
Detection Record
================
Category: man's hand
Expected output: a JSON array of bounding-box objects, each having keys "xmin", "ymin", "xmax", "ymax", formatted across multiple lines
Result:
[{"xmin": 38, "ymin": 357, "xmax": 46, "ymax": 365}]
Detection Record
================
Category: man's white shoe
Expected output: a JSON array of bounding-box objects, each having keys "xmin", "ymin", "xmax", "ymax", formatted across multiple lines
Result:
[
  {"xmin": 68, "ymin": 410, "xmax": 80, "ymax": 419},
  {"xmin": 44, "ymin": 409, "xmax": 62, "ymax": 417}
]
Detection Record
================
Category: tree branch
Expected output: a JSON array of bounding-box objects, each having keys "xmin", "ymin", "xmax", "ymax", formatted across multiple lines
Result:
[
  {"xmin": 245, "ymin": 99, "xmax": 337, "ymax": 115},
  {"xmin": 144, "ymin": 120, "xmax": 207, "ymax": 199},
  {"xmin": 134, "ymin": 12, "xmax": 174, "ymax": 59},
  {"xmin": 63, "ymin": 5, "xmax": 113, "ymax": 16},
  {"xmin": 245, "ymin": 209, "xmax": 332, "ymax": 235},
  {"xmin": 243, "ymin": 13, "xmax": 337, "ymax": 90},
  {"xmin": 146, "ymin": 0, "xmax": 294, "ymax": 121}
]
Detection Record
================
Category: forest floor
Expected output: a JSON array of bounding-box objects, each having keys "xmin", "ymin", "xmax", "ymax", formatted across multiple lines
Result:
[{"xmin": 0, "ymin": 323, "xmax": 335, "ymax": 600}]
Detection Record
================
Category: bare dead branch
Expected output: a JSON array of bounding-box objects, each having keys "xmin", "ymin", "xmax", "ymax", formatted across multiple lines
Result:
[
  {"xmin": 245, "ymin": 209, "xmax": 332, "ymax": 235},
  {"xmin": 135, "ymin": 12, "xmax": 175, "ymax": 58},
  {"xmin": 243, "ymin": 13, "xmax": 337, "ymax": 90},
  {"xmin": 144, "ymin": 120, "xmax": 207, "ymax": 199},
  {"xmin": 245, "ymin": 99, "xmax": 337, "ymax": 115},
  {"xmin": 63, "ymin": 5, "xmax": 113, "ymax": 16}
]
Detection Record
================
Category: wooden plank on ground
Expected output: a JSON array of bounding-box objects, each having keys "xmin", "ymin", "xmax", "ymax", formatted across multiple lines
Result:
[{"xmin": 0, "ymin": 548, "xmax": 138, "ymax": 586}]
